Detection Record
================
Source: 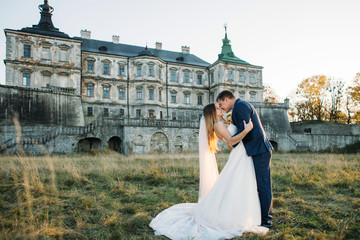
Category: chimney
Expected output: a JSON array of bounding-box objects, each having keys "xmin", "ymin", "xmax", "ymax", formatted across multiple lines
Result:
[
  {"xmin": 81, "ymin": 29, "xmax": 91, "ymax": 39},
  {"xmin": 155, "ymin": 42, "xmax": 162, "ymax": 50},
  {"xmin": 112, "ymin": 35, "xmax": 120, "ymax": 44},
  {"xmin": 181, "ymin": 46, "xmax": 190, "ymax": 54}
]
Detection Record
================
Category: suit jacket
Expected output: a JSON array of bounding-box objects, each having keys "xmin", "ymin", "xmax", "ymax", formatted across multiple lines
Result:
[{"xmin": 232, "ymin": 99, "xmax": 273, "ymax": 156}]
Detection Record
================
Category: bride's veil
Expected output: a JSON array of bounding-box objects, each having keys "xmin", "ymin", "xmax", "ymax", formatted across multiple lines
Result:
[{"xmin": 198, "ymin": 116, "xmax": 219, "ymax": 202}]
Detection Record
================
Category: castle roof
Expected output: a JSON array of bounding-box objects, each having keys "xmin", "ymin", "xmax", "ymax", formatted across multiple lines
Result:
[
  {"xmin": 214, "ymin": 25, "xmax": 262, "ymax": 68},
  {"xmin": 74, "ymin": 37, "xmax": 210, "ymax": 67},
  {"xmin": 20, "ymin": 0, "xmax": 70, "ymax": 39}
]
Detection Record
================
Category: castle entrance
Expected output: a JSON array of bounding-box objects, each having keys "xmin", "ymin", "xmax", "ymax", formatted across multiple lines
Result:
[
  {"xmin": 270, "ymin": 140, "xmax": 278, "ymax": 151},
  {"xmin": 78, "ymin": 138, "xmax": 102, "ymax": 151},
  {"xmin": 108, "ymin": 136, "xmax": 122, "ymax": 153}
]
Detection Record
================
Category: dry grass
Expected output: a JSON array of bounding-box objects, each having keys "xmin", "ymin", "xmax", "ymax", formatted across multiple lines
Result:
[{"xmin": 0, "ymin": 152, "xmax": 359, "ymax": 239}]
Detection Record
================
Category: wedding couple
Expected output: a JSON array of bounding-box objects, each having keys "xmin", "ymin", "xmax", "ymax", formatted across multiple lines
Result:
[{"xmin": 150, "ymin": 90, "xmax": 273, "ymax": 239}]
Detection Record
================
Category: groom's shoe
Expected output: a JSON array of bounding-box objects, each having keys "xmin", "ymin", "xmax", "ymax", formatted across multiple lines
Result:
[{"xmin": 261, "ymin": 223, "xmax": 273, "ymax": 229}]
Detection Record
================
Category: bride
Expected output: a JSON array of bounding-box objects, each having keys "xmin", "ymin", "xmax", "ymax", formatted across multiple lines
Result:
[{"xmin": 149, "ymin": 103, "xmax": 269, "ymax": 239}]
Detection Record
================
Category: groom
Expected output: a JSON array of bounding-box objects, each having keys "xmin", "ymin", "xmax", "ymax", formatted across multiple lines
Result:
[{"xmin": 217, "ymin": 90, "xmax": 273, "ymax": 228}]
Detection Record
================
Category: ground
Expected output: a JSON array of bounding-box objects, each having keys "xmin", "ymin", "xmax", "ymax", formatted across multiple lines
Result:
[{"xmin": 0, "ymin": 152, "xmax": 359, "ymax": 239}]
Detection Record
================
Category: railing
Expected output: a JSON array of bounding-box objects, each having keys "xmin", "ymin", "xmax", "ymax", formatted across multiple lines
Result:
[{"xmin": 286, "ymin": 134, "xmax": 298, "ymax": 147}]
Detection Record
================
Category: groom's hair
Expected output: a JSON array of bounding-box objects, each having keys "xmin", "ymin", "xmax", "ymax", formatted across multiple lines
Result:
[{"xmin": 216, "ymin": 90, "xmax": 235, "ymax": 101}]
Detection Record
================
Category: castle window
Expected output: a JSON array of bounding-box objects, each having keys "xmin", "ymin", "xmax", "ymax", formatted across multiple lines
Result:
[
  {"xmin": 250, "ymin": 74, "xmax": 256, "ymax": 84},
  {"xmin": 184, "ymin": 93, "xmax": 190, "ymax": 104},
  {"xmin": 87, "ymin": 85, "xmax": 94, "ymax": 97},
  {"xmin": 197, "ymin": 74, "xmax": 202, "ymax": 84},
  {"xmin": 210, "ymin": 92, "xmax": 214, "ymax": 102},
  {"xmin": 59, "ymin": 48, "xmax": 69, "ymax": 62},
  {"xmin": 159, "ymin": 90, "xmax": 162, "ymax": 101},
  {"xmin": 304, "ymin": 128, "xmax": 311, "ymax": 134},
  {"xmin": 185, "ymin": 112, "xmax": 190, "ymax": 120},
  {"xmin": 103, "ymin": 108, "xmax": 109, "ymax": 117},
  {"xmin": 136, "ymin": 89, "xmax": 142, "ymax": 100},
  {"xmin": 160, "ymin": 111, "xmax": 163, "ymax": 119},
  {"xmin": 103, "ymin": 63, "xmax": 110, "ymax": 75},
  {"xmin": 119, "ymin": 108, "xmax": 125, "ymax": 117},
  {"xmin": 119, "ymin": 65, "xmax": 125, "ymax": 76},
  {"xmin": 103, "ymin": 86, "xmax": 110, "ymax": 98},
  {"xmin": 228, "ymin": 71, "xmax": 234, "ymax": 81},
  {"xmin": 184, "ymin": 72, "xmax": 190, "ymax": 83},
  {"xmin": 172, "ymin": 112, "xmax": 177, "ymax": 120},
  {"xmin": 210, "ymin": 72, "xmax": 214, "ymax": 83},
  {"xmin": 170, "ymin": 71, "xmax": 177, "ymax": 82},
  {"xmin": 137, "ymin": 66, "xmax": 142, "ymax": 76},
  {"xmin": 239, "ymin": 73, "xmax": 245, "ymax": 83},
  {"xmin": 171, "ymin": 92, "xmax": 177, "ymax": 103},
  {"xmin": 149, "ymin": 65, "xmax": 154, "ymax": 76},
  {"xmin": 250, "ymin": 92, "xmax": 256, "ymax": 102},
  {"xmin": 239, "ymin": 91, "xmax": 245, "ymax": 100},
  {"xmin": 87, "ymin": 107, "xmax": 93, "ymax": 116},
  {"xmin": 87, "ymin": 61, "xmax": 94, "ymax": 73},
  {"xmin": 136, "ymin": 109, "xmax": 141, "ymax": 118},
  {"xmin": 24, "ymin": 45, "xmax": 31, "ymax": 58},
  {"xmin": 149, "ymin": 88, "xmax": 154, "ymax": 100},
  {"xmin": 42, "ymin": 47, "xmax": 51, "ymax": 60},
  {"xmin": 119, "ymin": 88, "xmax": 125, "ymax": 100},
  {"xmin": 22, "ymin": 73, "xmax": 30, "ymax": 86},
  {"xmin": 148, "ymin": 109, "xmax": 155, "ymax": 119},
  {"xmin": 197, "ymin": 95, "xmax": 203, "ymax": 105},
  {"xmin": 159, "ymin": 68, "xmax": 162, "ymax": 78}
]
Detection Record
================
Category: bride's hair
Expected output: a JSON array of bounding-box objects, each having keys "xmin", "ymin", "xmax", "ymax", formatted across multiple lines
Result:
[{"xmin": 203, "ymin": 103, "xmax": 219, "ymax": 153}]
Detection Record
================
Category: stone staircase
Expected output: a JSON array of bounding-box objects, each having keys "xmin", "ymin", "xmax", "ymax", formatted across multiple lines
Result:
[{"xmin": 0, "ymin": 119, "xmax": 102, "ymax": 153}]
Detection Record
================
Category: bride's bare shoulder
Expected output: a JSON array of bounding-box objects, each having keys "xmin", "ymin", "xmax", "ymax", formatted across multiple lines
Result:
[{"xmin": 215, "ymin": 121, "xmax": 227, "ymax": 130}]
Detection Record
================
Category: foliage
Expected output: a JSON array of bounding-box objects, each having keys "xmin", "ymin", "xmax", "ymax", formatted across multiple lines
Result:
[
  {"xmin": 290, "ymin": 74, "xmax": 360, "ymax": 124},
  {"xmin": 263, "ymin": 84, "xmax": 280, "ymax": 103},
  {"xmin": 294, "ymin": 75, "xmax": 329, "ymax": 121},
  {"xmin": 347, "ymin": 73, "xmax": 360, "ymax": 124},
  {"xmin": 0, "ymin": 152, "xmax": 359, "ymax": 239}
]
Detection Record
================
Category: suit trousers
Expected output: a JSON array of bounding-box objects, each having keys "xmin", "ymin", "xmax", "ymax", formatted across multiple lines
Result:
[{"xmin": 252, "ymin": 150, "xmax": 273, "ymax": 225}]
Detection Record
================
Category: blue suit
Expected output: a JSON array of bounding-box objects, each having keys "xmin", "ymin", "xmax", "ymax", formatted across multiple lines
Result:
[{"xmin": 231, "ymin": 99, "xmax": 273, "ymax": 225}]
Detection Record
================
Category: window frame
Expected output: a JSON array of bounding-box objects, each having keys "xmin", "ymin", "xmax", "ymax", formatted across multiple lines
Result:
[
  {"xmin": 136, "ymin": 88, "xmax": 142, "ymax": 100},
  {"xmin": 197, "ymin": 74, "xmax": 202, "ymax": 85},
  {"xmin": 170, "ymin": 92, "xmax": 177, "ymax": 103},
  {"xmin": 87, "ymin": 84, "xmax": 94, "ymax": 97},
  {"xmin": 119, "ymin": 87, "xmax": 125, "ymax": 100},
  {"xmin": 23, "ymin": 44, "xmax": 31, "ymax": 58},
  {"xmin": 22, "ymin": 73, "xmax": 31, "ymax": 86},
  {"xmin": 103, "ymin": 86, "xmax": 110, "ymax": 98},
  {"xmin": 87, "ymin": 106, "xmax": 93, "ymax": 116}
]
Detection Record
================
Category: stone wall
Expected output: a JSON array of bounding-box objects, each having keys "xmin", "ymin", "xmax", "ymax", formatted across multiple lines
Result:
[
  {"xmin": 291, "ymin": 121, "xmax": 360, "ymax": 135},
  {"xmin": 0, "ymin": 85, "xmax": 84, "ymax": 126}
]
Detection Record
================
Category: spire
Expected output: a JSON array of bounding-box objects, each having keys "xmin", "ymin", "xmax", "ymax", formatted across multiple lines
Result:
[
  {"xmin": 216, "ymin": 25, "xmax": 250, "ymax": 65},
  {"xmin": 37, "ymin": 0, "xmax": 55, "ymax": 30},
  {"xmin": 20, "ymin": 0, "xmax": 69, "ymax": 38}
]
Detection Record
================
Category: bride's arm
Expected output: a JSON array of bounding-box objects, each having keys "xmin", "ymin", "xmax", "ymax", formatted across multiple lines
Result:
[{"xmin": 215, "ymin": 120, "xmax": 253, "ymax": 145}]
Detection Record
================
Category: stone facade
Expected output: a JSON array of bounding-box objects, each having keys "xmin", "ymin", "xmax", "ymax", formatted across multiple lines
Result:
[{"xmin": 1, "ymin": 1, "xmax": 359, "ymax": 155}]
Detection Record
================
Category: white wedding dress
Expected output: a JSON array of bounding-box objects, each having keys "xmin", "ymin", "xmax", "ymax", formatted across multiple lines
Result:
[{"xmin": 149, "ymin": 122, "xmax": 268, "ymax": 239}]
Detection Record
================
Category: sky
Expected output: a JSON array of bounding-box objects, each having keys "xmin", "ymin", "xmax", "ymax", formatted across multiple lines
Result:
[{"xmin": 0, "ymin": 0, "xmax": 359, "ymax": 99}]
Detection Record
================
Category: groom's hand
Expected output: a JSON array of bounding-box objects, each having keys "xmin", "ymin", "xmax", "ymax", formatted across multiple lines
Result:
[{"xmin": 227, "ymin": 143, "xmax": 234, "ymax": 150}]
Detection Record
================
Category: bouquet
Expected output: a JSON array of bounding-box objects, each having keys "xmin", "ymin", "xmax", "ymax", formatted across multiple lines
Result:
[{"xmin": 223, "ymin": 111, "xmax": 233, "ymax": 125}]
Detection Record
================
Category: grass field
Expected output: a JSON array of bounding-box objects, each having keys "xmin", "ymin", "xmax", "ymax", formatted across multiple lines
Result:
[{"xmin": 0, "ymin": 151, "xmax": 359, "ymax": 239}]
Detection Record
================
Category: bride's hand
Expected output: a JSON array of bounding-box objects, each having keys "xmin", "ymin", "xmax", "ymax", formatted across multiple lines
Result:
[{"xmin": 243, "ymin": 119, "xmax": 253, "ymax": 132}]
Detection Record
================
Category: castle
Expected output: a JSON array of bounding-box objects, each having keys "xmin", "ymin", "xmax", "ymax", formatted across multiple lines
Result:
[{"xmin": 1, "ymin": 1, "xmax": 358, "ymax": 155}]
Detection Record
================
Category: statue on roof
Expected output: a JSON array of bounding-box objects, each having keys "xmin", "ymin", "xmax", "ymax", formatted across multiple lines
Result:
[{"xmin": 39, "ymin": 0, "xmax": 54, "ymax": 14}]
